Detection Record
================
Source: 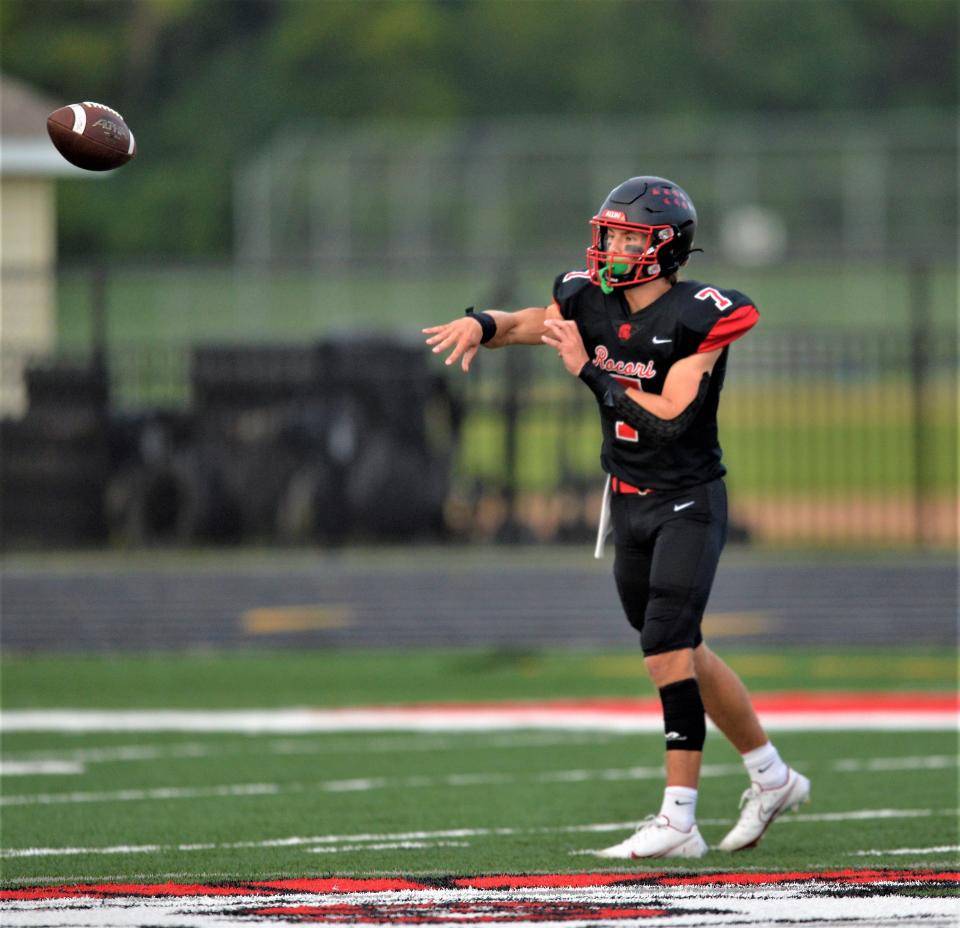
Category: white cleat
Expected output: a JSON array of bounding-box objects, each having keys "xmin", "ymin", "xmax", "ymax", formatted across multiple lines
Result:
[
  {"xmin": 593, "ymin": 815, "xmax": 708, "ymax": 859},
  {"xmin": 718, "ymin": 768, "xmax": 811, "ymax": 851}
]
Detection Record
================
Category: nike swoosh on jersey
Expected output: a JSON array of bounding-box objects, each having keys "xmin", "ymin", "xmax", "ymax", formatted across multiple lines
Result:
[
  {"xmin": 652, "ymin": 336, "xmax": 672, "ymax": 344},
  {"xmin": 673, "ymin": 501, "xmax": 695, "ymax": 511}
]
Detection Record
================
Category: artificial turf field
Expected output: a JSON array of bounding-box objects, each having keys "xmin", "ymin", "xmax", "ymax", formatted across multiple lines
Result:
[{"xmin": 1, "ymin": 647, "xmax": 956, "ymax": 888}]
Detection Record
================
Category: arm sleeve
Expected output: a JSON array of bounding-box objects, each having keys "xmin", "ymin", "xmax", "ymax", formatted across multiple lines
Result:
[{"xmin": 579, "ymin": 364, "xmax": 711, "ymax": 447}]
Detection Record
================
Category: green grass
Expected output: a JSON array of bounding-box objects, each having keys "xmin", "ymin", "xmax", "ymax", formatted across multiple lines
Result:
[
  {"xmin": 2, "ymin": 647, "xmax": 955, "ymax": 710},
  {"xmin": 57, "ymin": 268, "xmax": 495, "ymax": 348},
  {"xmin": 1, "ymin": 647, "xmax": 956, "ymax": 883},
  {"xmin": 1, "ymin": 729, "xmax": 956, "ymax": 882},
  {"xmin": 57, "ymin": 263, "xmax": 957, "ymax": 348}
]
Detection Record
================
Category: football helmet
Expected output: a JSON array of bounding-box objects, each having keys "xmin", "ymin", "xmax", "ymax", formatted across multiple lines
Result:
[{"xmin": 587, "ymin": 176, "xmax": 698, "ymax": 292}]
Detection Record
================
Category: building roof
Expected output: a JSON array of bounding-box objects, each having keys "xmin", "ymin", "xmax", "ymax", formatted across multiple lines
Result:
[{"xmin": 1, "ymin": 73, "xmax": 89, "ymax": 177}]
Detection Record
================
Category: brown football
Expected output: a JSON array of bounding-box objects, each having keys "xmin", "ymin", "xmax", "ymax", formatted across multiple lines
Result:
[{"xmin": 46, "ymin": 102, "xmax": 136, "ymax": 171}]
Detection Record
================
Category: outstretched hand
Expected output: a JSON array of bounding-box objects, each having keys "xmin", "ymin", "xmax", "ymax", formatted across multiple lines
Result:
[
  {"xmin": 542, "ymin": 319, "xmax": 589, "ymax": 376},
  {"xmin": 422, "ymin": 317, "xmax": 482, "ymax": 372}
]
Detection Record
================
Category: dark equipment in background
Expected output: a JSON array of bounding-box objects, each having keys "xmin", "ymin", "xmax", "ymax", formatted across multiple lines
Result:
[
  {"xmin": 0, "ymin": 336, "xmax": 462, "ymax": 548},
  {"xmin": 185, "ymin": 335, "xmax": 461, "ymax": 546},
  {"xmin": 0, "ymin": 359, "xmax": 111, "ymax": 546}
]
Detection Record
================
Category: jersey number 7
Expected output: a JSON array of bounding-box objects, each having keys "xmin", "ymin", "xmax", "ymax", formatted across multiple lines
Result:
[{"xmin": 694, "ymin": 287, "xmax": 733, "ymax": 311}]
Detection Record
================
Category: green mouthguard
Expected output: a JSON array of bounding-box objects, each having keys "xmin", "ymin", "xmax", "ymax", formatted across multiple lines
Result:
[{"xmin": 599, "ymin": 261, "xmax": 630, "ymax": 294}]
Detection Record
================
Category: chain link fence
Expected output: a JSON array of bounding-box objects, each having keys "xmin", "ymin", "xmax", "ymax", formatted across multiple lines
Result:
[{"xmin": 235, "ymin": 113, "xmax": 956, "ymax": 272}]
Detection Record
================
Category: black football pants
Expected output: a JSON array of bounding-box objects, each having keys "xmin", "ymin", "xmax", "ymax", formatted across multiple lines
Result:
[{"xmin": 611, "ymin": 478, "xmax": 728, "ymax": 656}]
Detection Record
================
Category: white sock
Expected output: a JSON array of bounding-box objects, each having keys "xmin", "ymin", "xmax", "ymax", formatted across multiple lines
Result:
[
  {"xmin": 659, "ymin": 786, "xmax": 697, "ymax": 831},
  {"xmin": 742, "ymin": 741, "xmax": 789, "ymax": 789}
]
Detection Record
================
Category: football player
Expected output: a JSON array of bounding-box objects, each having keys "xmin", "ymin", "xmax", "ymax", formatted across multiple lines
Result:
[{"xmin": 423, "ymin": 176, "xmax": 810, "ymax": 858}]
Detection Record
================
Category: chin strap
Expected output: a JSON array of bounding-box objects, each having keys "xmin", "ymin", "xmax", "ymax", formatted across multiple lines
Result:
[{"xmin": 578, "ymin": 366, "xmax": 711, "ymax": 446}]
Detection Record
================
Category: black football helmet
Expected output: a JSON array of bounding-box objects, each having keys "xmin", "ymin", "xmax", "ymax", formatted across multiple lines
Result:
[{"xmin": 586, "ymin": 176, "xmax": 698, "ymax": 292}]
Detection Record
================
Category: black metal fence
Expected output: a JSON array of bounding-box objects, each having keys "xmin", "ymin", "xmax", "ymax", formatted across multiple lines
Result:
[
  {"xmin": 450, "ymin": 325, "xmax": 957, "ymax": 548},
  {"xmin": 1, "ymin": 320, "xmax": 955, "ymax": 549}
]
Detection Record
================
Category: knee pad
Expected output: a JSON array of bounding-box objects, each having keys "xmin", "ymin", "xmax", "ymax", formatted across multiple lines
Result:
[
  {"xmin": 659, "ymin": 677, "xmax": 706, "ymax": 752},
  {"xmin": 640, "ymin": 585, "xmax": 703, "ymax": 655},
  {"xmin": 641, "ymin": 616, "xmax": 703, "ymax": 655}
]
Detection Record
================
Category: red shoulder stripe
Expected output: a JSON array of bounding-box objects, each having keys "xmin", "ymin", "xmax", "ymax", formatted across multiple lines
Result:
[{"xmin": 697, "ymin": 303, "xmax": 759, "ymax": 353}]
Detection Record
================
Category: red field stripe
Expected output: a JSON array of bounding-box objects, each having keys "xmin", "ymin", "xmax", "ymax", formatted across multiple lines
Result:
[
  {"xmin": 0, "ymin": 888, "xmax": 88, "ymax": 901},
  {"xmin": 829, "ymin": 869, "xmax": 960, "ymax": 885},
  {"xmin": 351, "ymin": 692, "xmax": 957, "ymax": 715},
  {"xmin": 6, "ymin": 870, "xmax": 957, "ymax": 900},
  {"xmin": 657, "ymin": 869, "xmax": 960, "ymax": 886},
  {"xmin": 247, "ymin": 878, "xmax": 431, "ymax": 893},
  {"xmin": 748, "ymin": 694, "xmax": 958, "ymax": 714},
  {"xmin": 452, "ymin": 873, "xmax": 664, "ymax": 889},
  {"xmin": 0, "ymin": 882, "xmax": 257, "ymax": 900}
]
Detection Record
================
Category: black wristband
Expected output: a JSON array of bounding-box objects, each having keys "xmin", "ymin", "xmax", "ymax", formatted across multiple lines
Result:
[
  {"xmin": 578, "ymin": 361, "xmax": 626, "ymax": 407},
  {"xmin": 465, "ymin": 306, "xmax": 497, "ymax": 344}
]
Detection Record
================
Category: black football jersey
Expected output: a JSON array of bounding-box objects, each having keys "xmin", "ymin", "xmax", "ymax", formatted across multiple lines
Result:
[{"xmin": 552, "ymin": 272, "xmax": 759, "ymax": 490}]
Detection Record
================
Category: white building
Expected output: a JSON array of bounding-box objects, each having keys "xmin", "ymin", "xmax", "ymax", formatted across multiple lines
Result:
[{"xmin": 0, "ymin": 73, "xmax": 88, "ymax": 414}]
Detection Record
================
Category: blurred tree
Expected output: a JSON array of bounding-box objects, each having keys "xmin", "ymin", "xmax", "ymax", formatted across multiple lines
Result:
[
  {"xmin": 1, "ymin": 0, "xmax": 955, "ymax": 258},
  {"xmin": 263, "ymin": 0, "xmax": 458, "ymax": 118},
  {"xmin": 1, "ymin": 0, "xmax": 129, "ymax": 105}
]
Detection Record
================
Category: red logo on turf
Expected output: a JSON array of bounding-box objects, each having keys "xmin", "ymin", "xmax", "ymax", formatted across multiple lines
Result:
[{"xmin": 241, "ymin": 901, "xmax": 672, "ymax": 922}]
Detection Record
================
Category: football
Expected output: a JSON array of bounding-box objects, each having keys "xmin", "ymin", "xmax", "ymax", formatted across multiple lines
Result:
[{"xmin": 46, "ymin": 101, "xmax": 136, "ymax": 171}]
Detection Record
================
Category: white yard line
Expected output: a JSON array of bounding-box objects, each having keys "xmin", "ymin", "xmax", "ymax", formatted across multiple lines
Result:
[
  {"xmin": 3, "ymin": 753, "xmax": 956, "ymax": 805},
  {"xmin": 850, "ymin": 845, "xmax": 960, "ymax": 856},
  {"xmin": 0, "ymin": 762, "xmax": 85, "ymax": 776},
  {"xmin": 0, "ymin": 765, "xmax": 744, "ymax": 807},
  {"xmin": 0, "ymin": 783, "xmax": 280, "ymax": 807},
  {"xmin": 3, "ymin": 716, "xmax": 955, "ymax": 780},
  {"xmin": 834, "ymin": 755, "xmax": 958, "ymax": 771},
  {"xmin": 1, "ymin": 743, "xmax": 221, "ymax": 765},
  {"xmin": 775, "ymin": 808, "xmax": 946, "ymax": 823},
  {"xmin": 308, "ymin": 840, "xmax": 470, "ymax": 854},
  {"xmin": 1, "ymin": 707, "xmax": 953, "ymax": 733},
  {"xmin": 1, "ymin": 731, "xmax": 624, "ymax": 768},
  {"xmin": 2, "ymin": 808, "xmax": 955, "ymax": 859}
]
